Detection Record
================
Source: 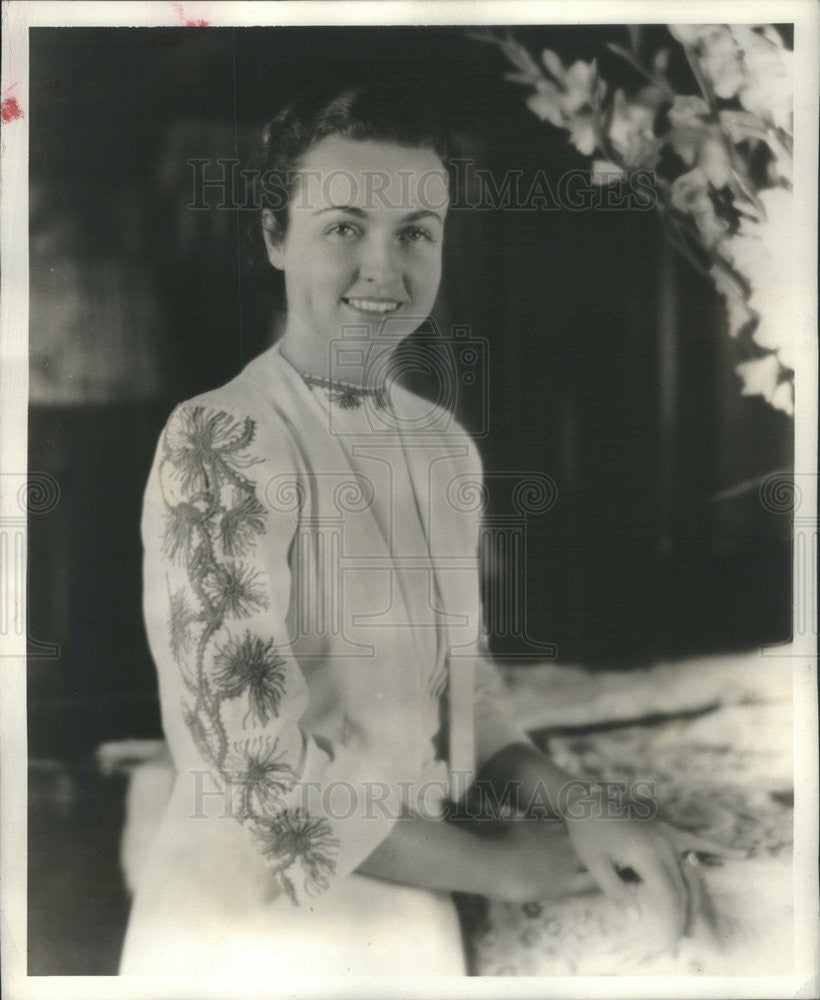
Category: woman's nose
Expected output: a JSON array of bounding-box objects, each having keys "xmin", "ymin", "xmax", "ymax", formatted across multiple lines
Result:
[{"xmin": 358, "ymin": 237, "xmax": 399, "ymax": 284}]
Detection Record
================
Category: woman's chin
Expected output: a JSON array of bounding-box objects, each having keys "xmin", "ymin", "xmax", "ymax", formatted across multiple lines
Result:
[{"xmin": 334, "ymin": 308, "xmax": 421, "ymax": 342}]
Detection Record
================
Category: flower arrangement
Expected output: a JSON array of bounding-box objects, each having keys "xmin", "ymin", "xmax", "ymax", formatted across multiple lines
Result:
[{"xmin": 474, "ymin": 25, "xmax": 795, "ymax": 415}]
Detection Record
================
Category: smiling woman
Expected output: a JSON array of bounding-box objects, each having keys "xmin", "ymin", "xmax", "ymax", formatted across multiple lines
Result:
[
  {"xmin": 118, "ymin": 82, "xmax": 738, "ymax": 979},
  {"xmin": 261, "ymin": 135, "xmax": 449, "ymax": 385}
]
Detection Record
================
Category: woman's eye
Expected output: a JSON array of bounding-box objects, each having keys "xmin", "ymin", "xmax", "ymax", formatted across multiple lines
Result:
[
  {"xmin": 400, "ymin": 226, "xmax": 435, "ymax": 244},
  {"xmin": 327, "ymin": 222, "xmax": 360, "ymax": 238}
]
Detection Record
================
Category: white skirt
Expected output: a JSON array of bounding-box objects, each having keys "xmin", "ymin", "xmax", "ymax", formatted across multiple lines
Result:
[
  {"xmin": 117, "ymin": 758, "xmax": 466, "ymax": 977},
  {"xmin": 120, "ymin": 867, "xmax": 466, "ymax": 977}
]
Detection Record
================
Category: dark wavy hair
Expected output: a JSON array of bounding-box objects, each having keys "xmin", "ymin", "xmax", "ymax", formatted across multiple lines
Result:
[{"xmin": 242, "ymin": 82, "xmax": 453, "ymax": 275}]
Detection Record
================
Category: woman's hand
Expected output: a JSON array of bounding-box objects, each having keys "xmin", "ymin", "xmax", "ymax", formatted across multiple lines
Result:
[
  {"xmin": 497, "ymin": 817, "xmax": 600, "ymax": 903},
  {"xmin": 562, "ymin": 788, "xmax": 745, "ymax": 951}
]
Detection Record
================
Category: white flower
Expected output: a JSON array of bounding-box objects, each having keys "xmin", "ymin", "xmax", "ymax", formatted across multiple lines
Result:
[
  {"xmin": 668, "ymin": 25, "xmax": 703, "ymax": 46},
  {"xmin": 756, "ymin": 329, "xmax": 797, "ymax": 375},
  {"xmin": 567, "ymin": 113, "xmax": 597, "ymax": 155},
  {"xmin": 608, "ymin": 88, "xmax": 663, "ymax": 168},
  {"xmin": 560, "ymin": 60, "xmax": 601, "ymax": 115},
  {"xmin": 770, "ymin": 381, "xmax": 794, "ymax": 415},
  {"xmin": 526, "ymin": 52, "xmax": 604, "ymax": 155},
  {"xmin": 590, "ymin": 160, "xmax": 625, "ymax": 185},
  {"xmin": 698, "ymin": 135, "xmax": 732, "ymax": 188},
  {"xmin": 667, "ymin": 95, "xmax": 710, "ymax": 129},
  {"xmin": 670, "ymin": 167, "xmax": 729, "ymax": 248},
  {"xmin": 698, "ymin": 25, "xmax": 746, "ymax": 99},
  {"xmin": 730, "ymin": 25, "xmax": 793, "ymax": 133},
  {"xmin": 710, "ymin": 264, "xmax": 756, "ymax": 338},
  {"xmin": 735, "ymin": 354, "xmax": 780, "ymax": 403},
  {"xmin": 721, "ymin": 188, "xmax": 794, "ymax": 353},
  {"xmin": 736, "ymin": 356, "xmax": 793, "ymax": 415},
  {"xmin": 526, "ymin": 80, "xmax": 564, "ymax": 127},
  {"xmin": 719, "ymin": 187, "xmax": 796, "ymax": 393},
  {"xmin": 666, "ymin": 95, "xmax": 732, "ymax": 187},
  {"xmin": 666, "ymin": 96, "xmax": 715, "ymax": 170}
]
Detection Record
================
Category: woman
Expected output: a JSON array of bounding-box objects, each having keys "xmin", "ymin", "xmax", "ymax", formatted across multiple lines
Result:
[{"xmin": 120, "ymin": 84, "xmax": 735, "ymax": 977}]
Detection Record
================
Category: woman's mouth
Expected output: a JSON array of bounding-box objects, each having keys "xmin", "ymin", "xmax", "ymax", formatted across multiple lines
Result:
[{"xmin": 342, "ymin": 297, "xmax": 402, "ymax": 315}]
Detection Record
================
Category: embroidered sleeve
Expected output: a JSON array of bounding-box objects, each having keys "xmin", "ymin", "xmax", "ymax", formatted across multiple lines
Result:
[{"xmin": 141, "ymin": 403, "xmax": 400, "ymax": 905}]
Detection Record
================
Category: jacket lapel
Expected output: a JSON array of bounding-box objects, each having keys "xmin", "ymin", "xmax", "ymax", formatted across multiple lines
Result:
[
  {"xmin": 244, "ymin": 347, "xmax": 430, "ymax": 676},
  {"xmin": 245, "ymin": 346, "xmax": 481, "ymax": 788}
]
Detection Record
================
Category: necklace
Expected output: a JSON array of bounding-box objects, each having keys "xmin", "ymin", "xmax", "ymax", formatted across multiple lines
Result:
[{"xmin": 301, "ymin": 372, "xmax": 390, "ymax": 411}]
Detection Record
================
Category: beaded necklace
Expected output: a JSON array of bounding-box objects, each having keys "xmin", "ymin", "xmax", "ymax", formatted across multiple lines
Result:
[{"xmin": 301, "ymin": 372, "xmax": 390, "ymax": 411}]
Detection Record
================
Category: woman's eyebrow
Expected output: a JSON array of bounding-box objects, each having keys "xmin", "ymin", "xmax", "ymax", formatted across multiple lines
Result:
[
  {"xmin": 313, "ymin": 205, "xmax": 367, "ymax": 217},
  {"xmin": 402, "ymin": 209, "xmax": 444, "ymax": 224},
  {"xmin": 312, "ymin": 206, "xmax": 444, "ymax": 223}
]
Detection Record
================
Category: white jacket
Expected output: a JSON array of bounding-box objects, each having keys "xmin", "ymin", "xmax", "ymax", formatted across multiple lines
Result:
[{"xmin": 122, "ymin": 343, "xmax": 530, "ymax": 970}]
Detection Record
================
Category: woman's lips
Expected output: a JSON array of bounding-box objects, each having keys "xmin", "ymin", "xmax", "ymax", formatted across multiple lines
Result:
[{"xmin": 341, "ymin": 297, "xmax": 402, "ymax": 315}]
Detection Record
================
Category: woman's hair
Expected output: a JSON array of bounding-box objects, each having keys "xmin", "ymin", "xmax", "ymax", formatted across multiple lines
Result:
[{"xmin": 243, "ymin": 82, "xmax": 452, "ymax": 274}]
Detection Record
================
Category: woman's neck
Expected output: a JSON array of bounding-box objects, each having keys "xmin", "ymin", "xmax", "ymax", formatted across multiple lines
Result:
[{"xmin": 277, "ymin": 320, "xmax": 396, "ymax": 390}]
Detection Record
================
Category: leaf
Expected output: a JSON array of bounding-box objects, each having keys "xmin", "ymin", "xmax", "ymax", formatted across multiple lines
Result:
[
  {"xmin": 503, "ymin": 34, "xmax": 542, "ymax": 78},
  {"xmin": 541, "ymin": 48, "xmax": 565, "ymax": 80},
  {"xmin": 718, "ymin": 109, "xmax": 769, "ymax": 145},
  {"xmin": 607, "ymin": 42, "xmax": 650, "ymax": 76},
  {"xmin": 503, "ymin": 70, "xmax": 541, "ymax": 85},
  {"xmin": 653, "ymin": 47, "xmax": 670, "ymax": 74},
  {"xmin": 606, "ymin": 42, "xmax": 675, "ymax": 97},
  {"xmin": 465, "ymin": 29, "xmax": 497, "ymax": 44}
]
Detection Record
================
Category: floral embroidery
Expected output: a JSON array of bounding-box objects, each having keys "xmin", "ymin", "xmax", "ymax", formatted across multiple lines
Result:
[
  {"xmin": 213, "ymin": 631, "xmax": 288, "ymax": 726},
  {"xmin": 225, "ymin": 738, "xmax": 296, "ymax": 820},
  {"xmin": 254, "ymin": 809, "xmax": 340, "ymax": 904},
  {"xmin": 201, "ymin": 561, "xmax": 268, "ymax": 620},
  {"xmin": 182, "ymin": 701, "xmax": 220, "ymax": 764},
  {"xmin": 164, "ymin": 407, "xmax": 260, "ymax": 495},
  {"xmin": 167, "ymin": 587, "xmax": 198, "ymax": 665},
  {"xmin": 162, "ymin": 497, "xmax": 214, "ymax": 563},
  {"xmin": 219, "ymin": 493, "xmax": 267, "ymax": 557},
  {"xmin": 159, "ymin": 405, "xmax": 338, "ymax": 900}
]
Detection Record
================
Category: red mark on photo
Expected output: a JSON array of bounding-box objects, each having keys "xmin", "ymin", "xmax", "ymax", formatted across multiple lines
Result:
[
  {"xmin": 173, "ymin": 3, "xmax": 210, "ymax": 26},
  {"xmin": 2, "ymin": 83, "xmax": 24, "ymax": 124}
]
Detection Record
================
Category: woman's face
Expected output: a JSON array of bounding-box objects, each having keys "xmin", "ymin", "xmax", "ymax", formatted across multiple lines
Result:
[{"xmin": 263, "ymin": 136, "xmax": 449, "ymax": 351}]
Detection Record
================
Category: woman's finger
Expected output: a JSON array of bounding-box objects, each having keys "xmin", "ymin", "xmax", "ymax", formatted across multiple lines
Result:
[
  {"xmin": 556, "ymin": 870, "xmax": 600, "ymax": 898},
  {"xmin": 585, "ymin": 855, "xmax": 636, "ymax": 911},
  {"xmin": 679, "ymin": 853, "xmax": 704, "ymax": 937},
  {"xmin": 655, "ymin": 836, "xmax": 689, "ymax": 938},
  {"xmin": 630, "ymin": 844, "xmax": 685, "ymax": 933}
]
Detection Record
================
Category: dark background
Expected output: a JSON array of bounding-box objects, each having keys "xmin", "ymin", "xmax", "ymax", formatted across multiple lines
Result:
[{"xmin": 27, "ymin": 26, "xmax": 792, "ymax": 973}]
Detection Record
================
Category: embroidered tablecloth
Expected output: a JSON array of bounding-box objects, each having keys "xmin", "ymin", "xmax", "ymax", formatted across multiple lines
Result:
[{"xmin": 458, "ymin": 654, "xmax": 795, "ymax": 976}]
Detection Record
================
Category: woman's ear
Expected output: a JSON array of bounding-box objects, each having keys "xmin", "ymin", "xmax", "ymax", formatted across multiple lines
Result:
[{"xmin": 261, "ymin": 209, "xmax": 286, "ymax": 270}]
